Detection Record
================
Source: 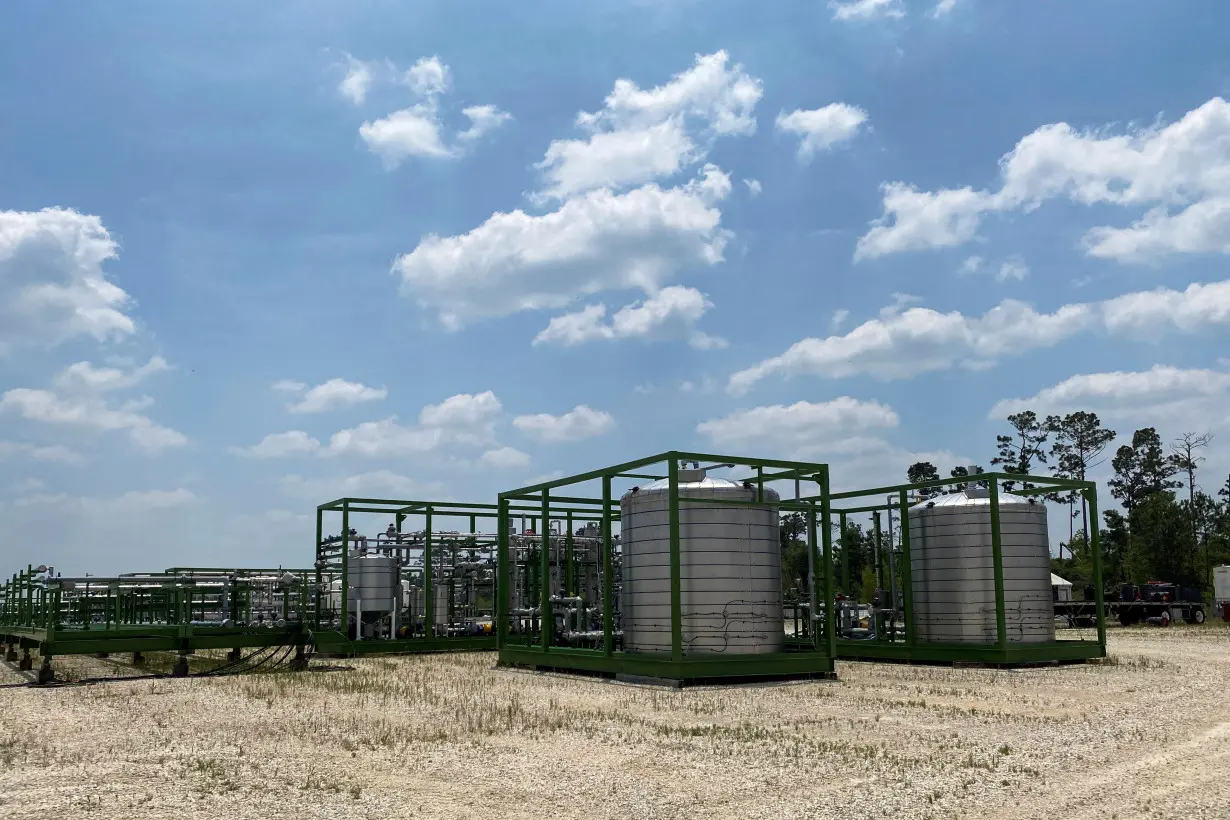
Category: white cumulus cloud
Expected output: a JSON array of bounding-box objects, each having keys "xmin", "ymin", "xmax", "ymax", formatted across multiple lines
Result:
[
  {"xmin": 697, "ymin": 397, "xmax": 900, "ymax": 450},
  {"xmin": 532, "ymin": 51, "xmax": 762, "ymax": 202},
  {"xmin": 403, "ymin": 55, "xmax": 450, "ymax": 97},
  {"xmin": 991, "ymin": 365, "xmax": 1230, "ymax": 419},
  {"xmin": 54, "ymin": 356, "xmax": 170, "ymax": 393},
  {"xmin": 394, "ymin": 164, "xmax": 732, "ymax": 329},
  {"xmin": 355, "ymin": 55, "xmax": 509, "ymax": 168},
  {"xmin": 232, "ymin": 430, "xmax": 322, "ymax": 459},
  {"xmin": 458, "ymin": 104, "xmax": 513, "ymax": 142},
  {"xmin": 829, "ymin": 0, "xmax": 905, "ymax": 21},
  {"xmin": 533, "ymin": 285, "xmax": 724, "ymax": 349},
  {"xmin": 360, "ymin": 106, "xmax": 456, "ymax": 165},
  {"xmin": 775, "ymin": 103, "xmax": 869, "ymax": 162},
  {"xmin": 0, "ymin": 358, "xmax": 184, "ymax": 453},
  {"xmin": 480, "ymin": 446, "xmax": 532, "ymax": 470},
  {"xmin": 855, "ymin": 97, "xmax": 1230, "ymax": 263},
  {"xmin": 326, "ymin": 391, "xmax": 504, "ymax": 458},
  {"xmin": 513, "ymin": 405, "xmax": 615, "ymax": 443},
  {"xmin": 283, "ymin": 378, "xmax": 388, "ymax": 414},
  {"xmin": 338, "ymin": 54, "xmax": 376, "ymax": 104},
  {"xmin": 0, "ymin": 208, "xmax": 137, "ymax": 355},
  {"xmin": 727, "ymin": 277, "xmax": 1230, "ymax": 393}
]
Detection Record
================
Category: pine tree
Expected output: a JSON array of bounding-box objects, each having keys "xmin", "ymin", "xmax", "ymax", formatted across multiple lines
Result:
[
  {"xmin": 1046, "ymin": 411, "xmax": 1116, "ymax": 554},
  {"xmin": 991, "ymin": 411, "xmax": 1050, "ymax": 491},
  {"xmin": 907, "ymin": 461, "xmax": 941, "ymax": 498}
]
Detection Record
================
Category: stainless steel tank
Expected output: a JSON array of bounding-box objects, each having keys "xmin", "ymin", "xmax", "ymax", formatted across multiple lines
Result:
[
  {"xmin": 348, "ymin": 553, "xmax": 398, "ymax": 612},
  {"xmin": 907, "ymin": 489, "xmax": 1055, "ymax": 644},
  {"xmin": 433, "ymin": 582, "xmax": 449, "ymax": 627},
  {"xmin": 619, "ymin": 468, "xmax": 783, "ymax": 654}
]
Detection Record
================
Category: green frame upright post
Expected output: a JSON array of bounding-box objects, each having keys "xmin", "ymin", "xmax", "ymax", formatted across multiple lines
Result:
[
  {"xmin": 540, "ymin": 490, "xmax": 551, "ymax": 651},
  {"xmin": 424, "ymin": 508, "xmax": 434, "ymax": 637},
  {"xmin": 840, "ymin": 511, "xmax": 849, "ymax": 595},
  {"xmin": 872, "ymin": 512, "xmax": 883, "ymax": 592},
  {"xmin": 1087, "ymin": 486, "xmax": 1106, "ymax": 650},
  {"xmin": 988, "ymin": 478, "xmax": 1007, "ymax": 650},
  {"xmin": 497, "ymin": 498, "xmax": 510, "ymax": 648},
  {"xmin": 340, "ymin": 502, "xmax": 350, "ymax": 625},
  {"xmin": 898, "ymin": 489, "xmax": 915, "ymax": 648},
  {"xmin": 819, "ymin": 466, "xmax": 835, "ymax": 660},
  {"xmin": 602, "ymin": 476, "xmax": 613, "ymax": 657},
  {"xmin": 314, "ymin": 508, "xmax": 323, "ymax": 631},
  {"xmin": 565, "ymin": 511, "xmax": 574, "ymax": 596},
  {"xmin": 807, "ymin": 500, "xmax": 818, "ymax": 645},
  {"xmin": 668, "ymin": 457, "xmax": 683, "ymax": 663}
]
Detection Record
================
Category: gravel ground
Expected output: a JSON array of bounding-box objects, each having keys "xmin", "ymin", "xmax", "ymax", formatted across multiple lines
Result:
[{"xmin": 1, "ymin": 626, "xmax": 1227, "ymax": 820}]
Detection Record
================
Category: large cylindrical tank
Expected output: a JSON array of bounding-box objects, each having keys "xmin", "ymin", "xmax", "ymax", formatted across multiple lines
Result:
[
  {"xmin": 619, "ymin": 468, "xmax": 783, "ymax": 655},
  {"xmin": 348, "ymin": 554, "xmax": 398, "ymax": 613},
  {"xmin": 907, "ymin": 489, "xmax": 1055, "ymax": 644}
]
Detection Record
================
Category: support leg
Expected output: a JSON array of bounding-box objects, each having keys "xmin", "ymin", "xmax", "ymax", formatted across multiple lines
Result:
[
  {"xmin": 289, "ymin": 644, "xmax": 308, "ymax": 671},
  {"xmin": 4, "ymin": 643, "xmax": 16, "ymax": 662},
  {"xmin": 132, "ymin": 651, "xmax": 145, "ymax": 665},
  {"xmin": 18, "ymin": 648, "xmax": 33, "ymax": 671},
  {"xmin": 36, "ymin": 657, "xmax": 54, "ymax": 685},
  {"xmin": 227, "ymin": 647, "xmax": 242, "ymax": 662},
  {"xmin": 171, "ymin": 652, "xmax": 190, "ymax": 678}
]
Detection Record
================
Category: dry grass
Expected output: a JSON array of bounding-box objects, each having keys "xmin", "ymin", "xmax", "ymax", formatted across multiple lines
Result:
[{"xmin": 2, "ymin": 625, "xmax": 1228, "ymax": 819}]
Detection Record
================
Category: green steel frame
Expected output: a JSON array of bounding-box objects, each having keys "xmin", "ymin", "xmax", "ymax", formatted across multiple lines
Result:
[
  {"xmin": 495, "ymin": 451, "xmax": 837, "ymax": 685},
  {"xmin": 311, "ymin": 497, "xmax": 577, "ymax": 656},
  {"xmin": 818, "ymin": 471, "xmax": 1106, "ymax": 666},
  {"xmin": 2, "ymin": 564, "xmax": 310, "ymax": 683}
]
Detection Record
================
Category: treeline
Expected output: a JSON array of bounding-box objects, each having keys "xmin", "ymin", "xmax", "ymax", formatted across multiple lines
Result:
[
  {"xmin": 777, "ymin": 411, "xmax": 1230, "ymax": 598},
  {"xmin": 779, "ymin": 514, "xmax": 884, "ymax": 603}
]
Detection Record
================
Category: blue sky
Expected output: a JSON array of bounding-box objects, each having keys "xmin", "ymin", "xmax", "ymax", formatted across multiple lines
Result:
[{"xmin": 3, "ymin": 0, "xmax": 1229, "ymax": 573}]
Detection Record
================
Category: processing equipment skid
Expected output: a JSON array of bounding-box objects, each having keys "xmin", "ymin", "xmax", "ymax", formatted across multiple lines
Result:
[
  {"xmin": 818, "ymin": 471, "xmax": 1107, "ymax": 666},
  {"xmin": 494, "ymin": 450, "xmax": 839, "ymax": 686},
  {"xmin": 1, "ymin": 566, "xmax": 312, "ymax": 683},
  {"xmin": 308, "ymin": 497, "xmax": 565, "ymax": 656}
]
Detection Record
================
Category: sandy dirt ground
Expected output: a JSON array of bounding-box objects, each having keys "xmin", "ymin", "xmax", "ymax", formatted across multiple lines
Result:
[{"xmin": 1, "ymin": 626, "xmax": 1227, "ymax": 820}]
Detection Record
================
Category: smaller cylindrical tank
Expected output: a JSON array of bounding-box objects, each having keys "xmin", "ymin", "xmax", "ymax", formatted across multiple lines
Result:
[
  {"xmin": 349, "ymin": 554, "xmax": 398, "ymax": 613},
  {"xmin": 433, "ymin": 583, "xmax": 449, "ymax": 627}
]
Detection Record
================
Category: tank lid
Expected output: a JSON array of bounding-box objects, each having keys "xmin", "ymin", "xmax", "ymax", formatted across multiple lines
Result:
[
  {"xmin": 624, "ymin": 472, "xmax": 777, "ymax": 498},
  {"xmin": 910, "ymin": 489, "xmax": 1037, "ymax": 509}
]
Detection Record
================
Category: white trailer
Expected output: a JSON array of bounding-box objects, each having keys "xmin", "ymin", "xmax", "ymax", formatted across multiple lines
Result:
[{"xmin": 1215, "ymin": 565, "xmax": 1230, "ymax": 617}]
